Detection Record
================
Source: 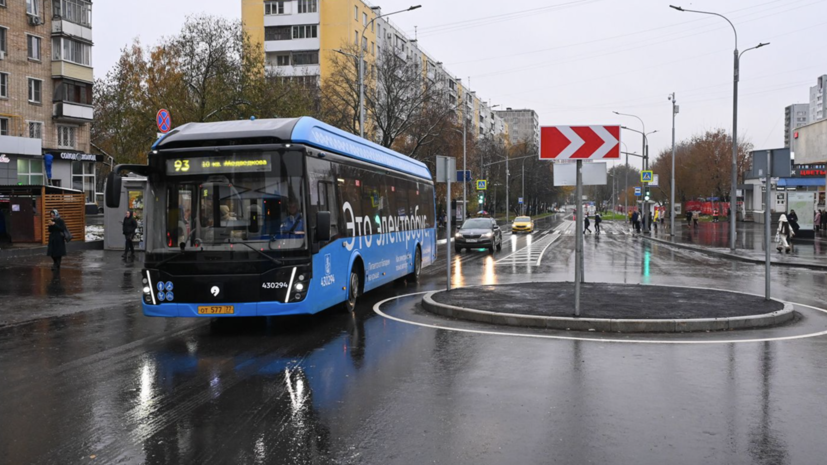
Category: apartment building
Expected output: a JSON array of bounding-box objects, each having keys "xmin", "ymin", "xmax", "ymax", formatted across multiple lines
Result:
[
  {"xmin": 241, "ymin": 0, "xmax": 511, "ymax": 143},
  {"xmin": 784, "ymin": 103, "xmax": 809, "ymax": 150},
  {"xmin": 809, "ymin": 75, "xmax": 826, "ymax": 124},
  {"xmin": 495, "ymin": 108, "xmax": 539, "ymax": 150},
  {"xmin": 0, "ymin": 0, "xmax": 97, "ymax": 243}
]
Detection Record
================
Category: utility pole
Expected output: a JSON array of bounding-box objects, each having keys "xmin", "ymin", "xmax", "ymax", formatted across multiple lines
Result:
[{"xmin": 669, "ymin": 93, "xmax": 678, "ymax": 236}]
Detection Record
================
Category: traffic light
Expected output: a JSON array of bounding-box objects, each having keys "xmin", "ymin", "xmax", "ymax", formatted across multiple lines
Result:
[
  {"xmin": 478, "ymin": 193, "xmax": 484, "ymax": 205},
  {"xmin": 644, "ymin": 187, "xmax": 650, "ymax": 201}
]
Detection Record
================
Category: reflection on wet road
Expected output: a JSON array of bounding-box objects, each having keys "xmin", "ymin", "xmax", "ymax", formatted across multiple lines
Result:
[{"xmin": 2, "ymin": 214, "xmax": 827, "ymax": 464}]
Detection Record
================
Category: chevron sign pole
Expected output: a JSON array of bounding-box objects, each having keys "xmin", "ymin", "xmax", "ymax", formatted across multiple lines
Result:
[{"xmin": 539, "ymin": 125, "xmax": 621, "ymax": 160}]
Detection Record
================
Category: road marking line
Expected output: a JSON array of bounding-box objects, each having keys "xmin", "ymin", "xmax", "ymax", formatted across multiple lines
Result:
[{"xmin": 373, "ymin": 292, "xmax": 827, "ymax": 345}]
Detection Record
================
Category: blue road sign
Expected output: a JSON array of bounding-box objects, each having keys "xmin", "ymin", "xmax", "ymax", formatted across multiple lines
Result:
[
  {"xmin": 634, "ymin": 187, "xmax": 642, "ymax": 196},
  {"xmin": 157, "ymin": 109, "xmax": 172, "ymax": 133},
  {"xmin": 641, "ymin": 170, "xmax": 653, "ymax": 183},
  {"xmin": 476, "ymin": 180, "xmax": 487, "ymax": 190},
  {"xmin": 456, "ymin": 170, "xmax": 471, "ymax": 182},
  {"xmin": 518, "ymin": 197, "xmax": 524, "ymax": 204}
]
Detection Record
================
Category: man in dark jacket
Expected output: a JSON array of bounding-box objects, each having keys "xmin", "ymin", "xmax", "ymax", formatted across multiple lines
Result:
[{"xmin": 122, "ymin": 210, "xmax": 138, "ymax": 260}]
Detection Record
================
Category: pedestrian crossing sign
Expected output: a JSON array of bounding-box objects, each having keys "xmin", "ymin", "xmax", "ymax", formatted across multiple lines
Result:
[
  {"xmin": 476, "ymin": 180, "xmax": 487, "ymax": 190},
  {"xmin": 641, "ymin": 170, "xmax": 654, "ymax": 183}
]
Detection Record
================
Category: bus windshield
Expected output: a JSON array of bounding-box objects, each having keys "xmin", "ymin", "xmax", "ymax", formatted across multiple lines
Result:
[{"xmin": 163, "ymin": 150, "xmax": 306, "ymax": 252}]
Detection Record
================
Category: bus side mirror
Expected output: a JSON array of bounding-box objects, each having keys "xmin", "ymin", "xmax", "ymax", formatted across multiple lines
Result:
[
  {"xmin": 105, "ymin": 173, "xmax": 122, "ymax": 209},
  {"xmin": 315, "ymin": 211, "xmax": 332, "ymax": 242}
]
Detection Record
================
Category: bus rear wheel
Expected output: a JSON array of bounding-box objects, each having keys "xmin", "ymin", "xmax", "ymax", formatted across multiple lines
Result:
[{"xmin": 342, "ymin": 269, "xmax": 360, "ymax": 313}]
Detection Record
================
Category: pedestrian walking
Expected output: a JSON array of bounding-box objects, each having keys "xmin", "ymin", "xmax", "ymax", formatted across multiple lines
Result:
[
  {"xmin": 122, "ymin": 210, "xmax": 138, "ymax": 260},
  {"xmin": 776, "ymin": 214, "xmax": 795, "ymax": 254},
  {"xmin": 787, "ymin": 209, "xmax": 800, "ymax": 235},
  {"xmin": 46, "ymin": 209, "xmax": 67, "ymax": 271},
  {"xmin": 632, "ymin": 211, "xmax": 641, "ymax": 233},
  {"xmin": 814, "ymin": 210, "xmax": 820, "ymax": 232},
  {"xmin": 821, "ymin": 209, "xmax": 827, "ymax": 234},
  {"xmin": 594, "ymin": 213, "xmax": 602, "ymax": 235},
  {"xmin": 712, "ymin": 208, "xmax": 719, "ymax": 223},
  {"xmin": 692, "ymin": 210, "xmax": 699, "ymax": 228},
  {"xmin": 584, "ymin": 216, "xmax": 592, "ymax": 234},
  {"xmin": 685, "ymin": 210, "xmax": 692, "ymax": 226}
]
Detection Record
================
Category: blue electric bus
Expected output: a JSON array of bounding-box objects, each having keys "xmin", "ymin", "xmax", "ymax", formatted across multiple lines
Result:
[{"xmin": 106, "ymin": 117, "xmax": 436, "ymax": 317}]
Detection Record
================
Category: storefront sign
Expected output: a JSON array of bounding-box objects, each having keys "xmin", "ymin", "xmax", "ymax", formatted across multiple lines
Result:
[
  {"xmin": 57, "ymin": 152, "xmax": 102, "ymax": 162},
  {"xmin": 0, "ymin": 154, "xmax": 10, "ymax": 164},
  {"xmin": 793, "ymin": 164, "xmax": 827, "ymax": 177}
]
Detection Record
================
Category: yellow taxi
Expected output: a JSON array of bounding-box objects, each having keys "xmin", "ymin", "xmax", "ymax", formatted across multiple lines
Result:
[{"xmin": 511, "ymin": 216, "xmax": 534, "ymax": 233}]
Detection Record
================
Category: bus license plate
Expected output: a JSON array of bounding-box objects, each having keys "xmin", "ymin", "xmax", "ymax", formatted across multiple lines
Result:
[{"xmin": 198, "ymin": 306, "xmax": 235, "ymax": 315}]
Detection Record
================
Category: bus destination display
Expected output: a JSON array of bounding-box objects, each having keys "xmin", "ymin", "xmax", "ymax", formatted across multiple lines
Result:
[{"xmin": 166, "ymin": 154, "xmax": 273, "ymax": 175}]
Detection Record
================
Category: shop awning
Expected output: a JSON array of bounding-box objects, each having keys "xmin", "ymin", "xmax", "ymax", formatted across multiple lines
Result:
[{"xmin": 777, "ymin": 178, "xmax": 825, "ymax": 187}]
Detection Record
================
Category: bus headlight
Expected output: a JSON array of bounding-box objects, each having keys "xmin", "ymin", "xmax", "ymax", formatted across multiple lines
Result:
[
  {"xmin": 295, "ymin": 283, "xmax": 304, "ymax": 292},
  {"xmin": 143, "ymin": 286, "xmax": 151, "ymax": 294}
]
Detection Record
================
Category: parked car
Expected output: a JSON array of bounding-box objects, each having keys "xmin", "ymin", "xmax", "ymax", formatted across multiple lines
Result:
[
  {"xmin": 511, "ymin": 216, "xmax": 534, "ymax": 233},
  {"xmin": 455, "ymin": 218, "xmax": 502, "ymax": 254}
]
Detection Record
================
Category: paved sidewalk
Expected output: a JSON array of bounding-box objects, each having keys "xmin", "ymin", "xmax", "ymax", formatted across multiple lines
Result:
[{"xmin": 643, "ymin": 221, "xmax": 827, "ymax": 269}]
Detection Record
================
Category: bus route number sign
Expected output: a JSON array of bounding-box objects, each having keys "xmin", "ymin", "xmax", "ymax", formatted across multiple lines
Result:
[{"xmin": 165, "ymin": 154, "xmax": 273, "ymax": 175}]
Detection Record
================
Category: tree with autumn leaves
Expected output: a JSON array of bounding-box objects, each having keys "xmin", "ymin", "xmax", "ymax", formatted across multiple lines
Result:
[
  {"xmin": 92, "ymin": 15, "xmax": 318, "ymax": 165},
  {"xmin": 649, "ymin": 129, "xmax": 752, "ymax": 205}
]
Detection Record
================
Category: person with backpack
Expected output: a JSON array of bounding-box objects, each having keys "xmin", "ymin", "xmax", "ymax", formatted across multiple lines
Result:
[
  {"xmin": 46, "ymin": 209, "xmax": 68, "ymax": 271},
  {"xmin": 594, "ymin": 213, "xmax": 602, "ymax": 235},
  {"xmin": 122, "ymin": 210, "xmax": 138, "ymax": 261},
  {"xmin": 584, "ymin": 215, "xmax": 592, "ymax": 234}
]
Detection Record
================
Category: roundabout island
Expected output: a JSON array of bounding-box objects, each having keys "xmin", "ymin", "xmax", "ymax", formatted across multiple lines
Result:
[{"xmin": 422, "ymin": 283, "xmax": 795, "ymax": 333}]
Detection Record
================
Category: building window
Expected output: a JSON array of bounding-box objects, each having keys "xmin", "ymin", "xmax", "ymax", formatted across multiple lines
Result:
[
  {"xmin": 0, "ymin": 0, "xmax": 6, "ymax": 7},
  {"xmin": 354, "ymin": 6, "xmax": 358, "ymax": 20},
  {"xmin": 27, "ymin": 35, "xmax": 41, "ymax": 61},
  {"xmin": 362, "ymin": 37, "xmax": 367, "ymax": 51},
  {"xmin": 72, "ymin": 161, "xmax": 95, "ymax": 203},
  {"xmin": 264, "ymin": 26, "xmax": 291, "ymax": 41},
  {"xmin": 297, "ymin": 0, "xmax": 316, "ymax": 14},
  {"xmin": 26, "ymin": 0, "xmax": 39, "ymax": 16},
  {"xmin": 52, "ymin": 37, "xmax": 92, "ymax": 66},
  {"xmin": 28, "ymin": 121, "xmax": 43, "ymax": 139},
  {"xmin": 264, "ymin": 1, "xmax": 284, "ymax": 15},
  {"xmin": 57, "ymin": 125, "xmax": 76, "ymax": 148},
  {"xmin": 292, "ymin": 51, "xmax": 319, "ymax": 66},
  {"xmin": 0, "ymin": 72, "xmax": 8, "ymax": 99},
  {"xmin": 363, "ymin": 12, "xmax": 367, "ymax": 26},
  {"xmin": 292, "ymin": 25, "xmax": 317, "ymax": 39},
  {"xmin": 0, "ymin": 27, "xmax": 6, "ymax": 54},
  {"xmin": 53, "ymin": 79, "xmax": 92, "ymax": 105},
  {"xmin": 354, "ymin": 30, "xmax": 358, "ymax": 44},
  {"xmin": 0, "ymin": 117, "xmax": 8, "ymax": 136},
  {"xmin": 28, "ymin": 78, "xmax": 42, "ymax": 103},
  {"xmin": 18, "ymin": 159, "xmax": 44, "ymax": 185},
  {"xmin": 54, "ymin": 0, "xmax": 92, "ymax": 27}
]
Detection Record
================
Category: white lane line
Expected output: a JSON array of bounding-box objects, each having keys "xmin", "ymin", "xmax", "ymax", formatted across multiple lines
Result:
[
  {"xmin": 372, "ymin": 292, "xmax": 827, "ymax": 345},
  {"xmin": 535, "ymin": 232, "xmax": 562, "ymax": 266}
]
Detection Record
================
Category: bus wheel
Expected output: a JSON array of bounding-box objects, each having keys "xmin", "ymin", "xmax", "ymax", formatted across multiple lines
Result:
[
  {"xmin": 409, "ymin": 247, "xmax": 422, "ymax": 281},
  {"xmin": 342, "ymin": 269, "xmax": 360, "ymax": 313}
]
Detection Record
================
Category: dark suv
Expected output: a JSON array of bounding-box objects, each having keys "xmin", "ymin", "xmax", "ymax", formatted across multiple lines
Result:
[{"xmin": 455, "ymin": 218, "xmax": 503, "ymax": 253}]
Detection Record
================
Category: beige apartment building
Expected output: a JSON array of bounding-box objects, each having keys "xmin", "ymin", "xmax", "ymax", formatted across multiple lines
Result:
[{"xmin": 0, "ymin": 0, "xmax": 96, "ymax": 243}]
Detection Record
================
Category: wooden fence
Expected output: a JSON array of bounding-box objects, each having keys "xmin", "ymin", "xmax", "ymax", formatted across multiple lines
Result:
[{"xmin": 41, "ymin": 193, "xmax": 86, "ymax": 245}]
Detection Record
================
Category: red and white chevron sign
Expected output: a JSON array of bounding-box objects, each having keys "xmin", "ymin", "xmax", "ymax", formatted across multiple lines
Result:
[{"xmin": 540, "ymin": 125, "xmax": 621, "ymax": 160}]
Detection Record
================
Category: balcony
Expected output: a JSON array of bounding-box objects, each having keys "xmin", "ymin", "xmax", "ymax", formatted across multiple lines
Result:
[{"xmin": 53, "ymin": 101, "xmax": 93, "ymax": 122}]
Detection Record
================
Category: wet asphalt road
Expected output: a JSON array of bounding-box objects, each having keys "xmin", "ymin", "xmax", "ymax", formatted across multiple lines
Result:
[{"xmin": 2, "ymin": 214, "xmax": 827, "ymax": 464}]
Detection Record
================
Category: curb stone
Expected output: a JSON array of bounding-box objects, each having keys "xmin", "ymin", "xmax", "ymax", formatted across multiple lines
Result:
[{"xmin": 642, "ymin": 235, "xmax": 827, "ymax": 271}]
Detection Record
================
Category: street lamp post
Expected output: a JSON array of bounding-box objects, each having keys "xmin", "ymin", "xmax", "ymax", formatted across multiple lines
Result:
[
  {"xmin": 358, "ymin": 5, "xmax": 421, "ymax": 139},
  {"xmin": 616, "ymin": 115, "xmax": 656, "ymax": 231},
  {"xmin": 670, "ymin": 5, "xmax": 768, "ymax": 252}
]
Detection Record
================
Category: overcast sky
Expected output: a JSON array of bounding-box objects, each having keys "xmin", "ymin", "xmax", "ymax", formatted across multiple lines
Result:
[{"xmin": 94, "ymin": 0, "xmax": 827, "ymax": 169}]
